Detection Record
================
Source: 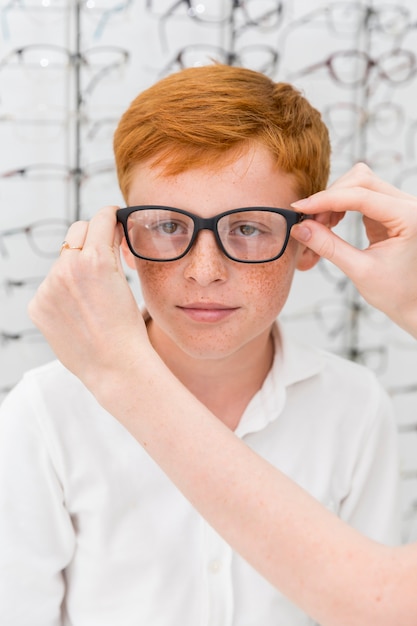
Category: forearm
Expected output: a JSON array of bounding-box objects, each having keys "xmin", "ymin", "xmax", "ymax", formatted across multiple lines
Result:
[{"xmin": 96, "ymin": 352, "xmax": 417, "ymax": 626}]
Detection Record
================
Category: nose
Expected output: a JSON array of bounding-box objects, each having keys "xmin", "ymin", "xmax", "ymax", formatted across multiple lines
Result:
[{"xmin": 183, "ymin": 230, "xmax": 228, "ymax": 286}]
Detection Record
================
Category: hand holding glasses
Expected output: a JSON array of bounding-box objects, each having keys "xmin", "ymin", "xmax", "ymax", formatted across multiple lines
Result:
[{"xmin": 117, "ymin": 205, "xmax": 307, "ymax": 263}]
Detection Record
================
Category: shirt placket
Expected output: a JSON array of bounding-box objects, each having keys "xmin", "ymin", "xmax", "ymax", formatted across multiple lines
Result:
[{"xmin": 200, "ymin": 519, "xmax": 234, "ymax": 626}]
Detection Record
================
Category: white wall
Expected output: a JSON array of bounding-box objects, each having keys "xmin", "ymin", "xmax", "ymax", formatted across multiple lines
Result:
[{"xmin": 1, "ymin": 0, "xmax": 417, "ymax": 540}]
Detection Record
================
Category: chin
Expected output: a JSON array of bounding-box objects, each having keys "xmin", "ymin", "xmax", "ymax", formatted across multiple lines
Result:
[{"xmin": 180, "ymin": 343, "xmax": 238, "ymax": 361}]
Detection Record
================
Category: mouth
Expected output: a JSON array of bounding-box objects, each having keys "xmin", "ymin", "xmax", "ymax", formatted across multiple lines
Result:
[{"xmin": 178, "ymin": 302, "xmax": 239, "ymax": 323}]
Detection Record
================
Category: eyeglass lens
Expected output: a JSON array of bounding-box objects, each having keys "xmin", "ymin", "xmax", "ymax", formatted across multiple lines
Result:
[{"xmin": 123, "ymin": 207, "xmax": 291, "ymax": 262}]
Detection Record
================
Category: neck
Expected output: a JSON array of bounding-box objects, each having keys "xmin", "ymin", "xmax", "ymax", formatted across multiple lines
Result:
[{"xmin": 147, "ymin": 320, "xmax": 275, "ymax": 431}]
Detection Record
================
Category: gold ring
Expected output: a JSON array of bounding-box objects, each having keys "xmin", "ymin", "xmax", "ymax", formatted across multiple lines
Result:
[{"xmin": 60, "ymin": 241, "xmax": 83, "ymax": 255}]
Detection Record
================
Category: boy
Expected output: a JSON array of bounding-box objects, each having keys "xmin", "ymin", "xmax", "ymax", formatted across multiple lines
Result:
[{"xmin": 0, "ymin": 65, "xmax": 399, "ymax": 625}]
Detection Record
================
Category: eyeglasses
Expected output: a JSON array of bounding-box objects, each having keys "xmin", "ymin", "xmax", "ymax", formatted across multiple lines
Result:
[
  {"xmin": 1, "ymin": 0, "xmax": 134, "ymax": 40},
  {"xmin": 324, "ymin": 101, "xmax": 404, "ymax": 140},
  {"xmin": 280, "ymin": 2, "xmax": 411, "ymax": 40},
  {"xmin": 117, "ymin": 205, "xmax": 306, "ymax": 264},
  {"xmin": 0, "ymin": 218, "xmax": 71, "ymax": 258},
  {"xmin": 161, "ymin": 43, "xmax": 279, "ymax": 77},
  {"xmin": 0, "ymin": 160, "xmax": 115, "ymax": 181},
  {"xmin": 147, "ymin": 0, "xmax": 283, "ymax": 27},
  {"xmin": 290, "ymin": 48, "xmax": 417, "ymax": 88},
  {"xmin": 0, "ymin": 327, "xmax": 44, "ymax": 345},
  {"xmin": 146, "ymin": 0, "xmax": 232, "ymax": 23},
  {"xmin": 0, "ymin": 108, "xmax": 68, "ymax": 143},
  {"xmin": 0, "ymin": 0, "xmax": 68, "ymax": 39},
  {"xmin": 0, "ymin": 275, "xmax": 44, "ymax": 294},
  {"xmin": 147, "ymin": 0, "xmax": 284, "ymax": 54},
  {"xmin": 282, "ymin": 296, "xmax": 389, "ymax": 341},
  {"xmin": 0, "ymin": 44, "xmax": 129, "ymax": 99},
  {"xmin": 0, "ymin": 43, "xmax": 128, "ymax": 71},
  {"xmin": 82, "ymin": 0, "xmax": 134, "ymax": 40}
]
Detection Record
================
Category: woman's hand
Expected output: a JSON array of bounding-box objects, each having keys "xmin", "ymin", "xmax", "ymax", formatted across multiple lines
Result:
[
  {"xmin": 29, "ymin": 206, "xmax": 149, "ymax": 394},
  {"xmin": 291, "ymin": 163, "xmax": 417, "ymax": 338}
]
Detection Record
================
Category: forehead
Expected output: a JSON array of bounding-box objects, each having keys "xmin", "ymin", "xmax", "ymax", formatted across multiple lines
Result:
[{"xmin": 126, "ymin": 144, "xmax": 300, "ymax": 215}]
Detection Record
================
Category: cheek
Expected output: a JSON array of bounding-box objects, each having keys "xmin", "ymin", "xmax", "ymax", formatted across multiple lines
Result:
[
  {"xmin": 136, "ymin": 261, "xmax": 174, "ymax": 306},
  {"xmin": 243, "ymin": 256, "xmax": 297, "ymax": 317}
]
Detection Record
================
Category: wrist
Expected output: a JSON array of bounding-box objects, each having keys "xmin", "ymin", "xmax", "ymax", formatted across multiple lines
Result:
[{"xmin": 88, "ymin": 342, "xmax": 159, "ymax": 411}]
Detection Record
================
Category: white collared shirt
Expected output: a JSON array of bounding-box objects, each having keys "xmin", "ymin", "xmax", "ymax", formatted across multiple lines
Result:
[{"xmin": 0, "ymin": 322, "xmax": 400, "ymax": 626}]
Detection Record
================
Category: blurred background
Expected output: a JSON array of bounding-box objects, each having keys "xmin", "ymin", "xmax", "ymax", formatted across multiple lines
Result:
[{"xmin": 1, "ymin": 0, "xmax": 417, "ymax": 541}]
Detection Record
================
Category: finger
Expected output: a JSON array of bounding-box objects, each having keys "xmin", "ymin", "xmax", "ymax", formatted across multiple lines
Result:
[
  {"xmin": 80, "ymin": 206, "xmax": 126, "ymax": 277},
  {"xmin": 292, "ymin": 186, "xmax": 413, "ymax": 232},
  {"xmin": 60, "ymin": 221, "xmax": 88, "ymax": 253},
  {"xmin": 82, "ymin": 205, "xmax": 120, "ymax": 251},
  {"xmin": 313, "ymin": 210, "xmax": 345, "ymax": 228},
  {"xmin": 326, "ymin": 162, "xmax": 415, "ymax": 201},
  {"xmin": 291, "ymin": 220, "xmax": 371, "ymax": 280}
]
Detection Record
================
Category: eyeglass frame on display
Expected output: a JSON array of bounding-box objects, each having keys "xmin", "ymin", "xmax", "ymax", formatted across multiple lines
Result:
[
  {"xmin": 0, "ymin": 0, "xmax": 134, "ymax": 41},
  {"xmin": 279, "ymin": 1, "xmax": 413, "ymax": 43},
  {"xmin": 0, "ymin": 218, "xmax": 71, "ymax": 259},
  {"xmin": 160, "ymin": 42, "xmax": 279, "ymax": 77},
  {"xmin": 289, "ymin": 47, "xmax": 417, "ymax": 89},
  {"xmin": 0, "ymin": 43, "xmax": 130, "ymax": 103}
]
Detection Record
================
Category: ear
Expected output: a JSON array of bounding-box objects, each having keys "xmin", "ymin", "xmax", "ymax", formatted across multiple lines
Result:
[
  {"xmin": 295, "ymin": 243, "xmax": 320, "ymax": 272},
  {"xmin": 120, "ymin": 236, "xmax": 137, "ymax": 270}
]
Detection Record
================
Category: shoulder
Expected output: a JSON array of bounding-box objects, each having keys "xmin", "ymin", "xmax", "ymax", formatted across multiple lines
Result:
[
  {"xmin": 277, "ymin": 321, "xmax": 383, "ymax": 390},
  {"xmin": 0, "ymin": 359, "xmax": 108, "ymax": 435},
  {"xmin": 0, "ymin": 359, "xmax": 138, "ymax": 476},
  {"xmin": 14, "ymin": 359, "xmax": 94, "ymax": 406},
  {"xmin": 276, "ymin": 324, "xmax": 392, "ymax": 422}
]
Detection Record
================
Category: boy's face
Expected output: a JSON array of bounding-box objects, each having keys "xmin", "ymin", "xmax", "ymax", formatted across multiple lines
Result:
[{"xmin": 122, "ymin": 144, "xmax": 318, "ymax": 361}]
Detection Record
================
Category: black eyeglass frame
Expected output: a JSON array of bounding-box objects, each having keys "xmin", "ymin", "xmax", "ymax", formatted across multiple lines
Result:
[{"xmin": 117, "ymin": 205, "xmax": 307, "ymax": 264}]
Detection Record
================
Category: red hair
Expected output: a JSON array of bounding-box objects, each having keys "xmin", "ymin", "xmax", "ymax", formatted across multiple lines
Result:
[{"xmin": 113, "ymin": 64, "xmax": 330, "ymax": 200}]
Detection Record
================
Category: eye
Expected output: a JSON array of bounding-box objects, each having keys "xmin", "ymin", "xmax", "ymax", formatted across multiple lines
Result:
[
  {"xmin": 239, "ymin": 223, "xmax": 259, "ymax": 236},
  {"xmin": 230, "ymin": 221, "xmax": 265, "ymax": 237},
  {"xmin": 159, "ymin": 221, "xmax": 180, "ymax": 234},
  {"xmin": 148, "ymin": 219, "xmax": 189, "ymax": 236}
]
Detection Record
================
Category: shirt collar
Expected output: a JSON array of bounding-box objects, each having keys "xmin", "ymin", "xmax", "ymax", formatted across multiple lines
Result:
[
  {"xmin": 235, "ymin": 321, "xmax": 325, "ymax": 437},
  {"xmin": 275, "ymin": 320, "xmax": 325, "ymax": 387}
]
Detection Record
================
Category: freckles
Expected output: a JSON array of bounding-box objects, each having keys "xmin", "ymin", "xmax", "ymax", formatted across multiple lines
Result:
[
  {"xmin": 135, "ymin": 262, "xmax": 179, "ymax": 325},
  {"xmin": 137, "ymin": 261, "xmax": 172, "ymax": 297},
  {"xmin": 245, "ymin": 261, "xmax": 294, "ymax": 313}
]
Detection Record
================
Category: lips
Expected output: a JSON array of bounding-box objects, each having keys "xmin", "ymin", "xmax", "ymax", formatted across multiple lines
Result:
[{"xmin": 178, "ymin": 302, "xmax": 238, "ymax": 323}]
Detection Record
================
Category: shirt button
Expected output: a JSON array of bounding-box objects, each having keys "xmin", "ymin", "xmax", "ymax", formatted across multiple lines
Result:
[{"xmin": 208, "ymin": 559, "xmax": 222, "ymax": 574}]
